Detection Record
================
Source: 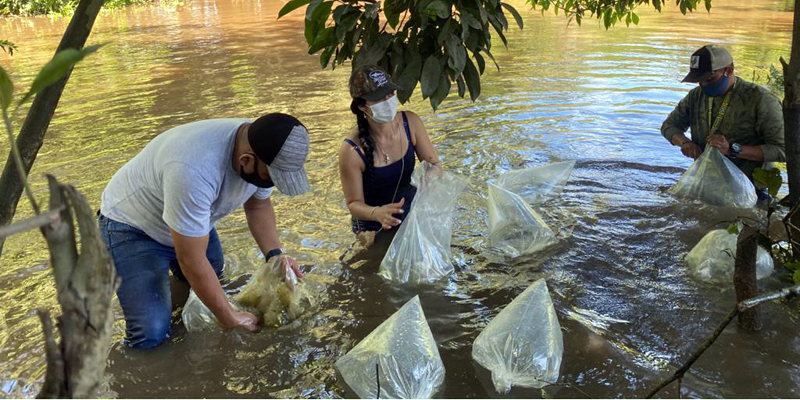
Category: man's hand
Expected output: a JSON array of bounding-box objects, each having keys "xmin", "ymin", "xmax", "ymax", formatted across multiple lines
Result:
[
  {"xmin": 680, "ymin": 141, "xmax": 702, "ymax": 159},
  {"xmin": 706, "ymin": 134, "xmax": 730, "ymax": 156},
  {"xmin": 277, "ymin": 254, "xmax": 304, "ymax": 279},
  {"xmin": 220, "ymin": 310, "xmax": 259, "ymax": 331}
]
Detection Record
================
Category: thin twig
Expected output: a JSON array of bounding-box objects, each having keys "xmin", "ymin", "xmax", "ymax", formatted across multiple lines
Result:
[
  {"xmin": 0, "ymin": 206, "xmax": 64, "ymax": 239},
  {"xmin": 645, "ymin": 307, "xmax": 739, "ymax": 398},
  {"xmin": 3, "ymin": 109, "xmax": 40, "ymax": 214},
  {"xmin": 375, "ymin": 363, "xmax": 380, "ymax": 399}
]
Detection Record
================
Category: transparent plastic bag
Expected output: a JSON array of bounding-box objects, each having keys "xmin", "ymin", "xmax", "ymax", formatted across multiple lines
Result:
[
  {"xmin": 668, "ymin": 147, "xmax": 757, "ymax": 208},
  {"xmin": 472, "ymin": 279, "xmax": 563, "ymax": 394},
  {"xmin": 235, "ymin": 257, "xmax": 313, "ymax": 327},
  {"xmin": 686, "ymin": 229, "xmax": 774, "ymax": 284},
  {"xmin": 488, "ymin": 183, "xmax": 557, "ymax": 257},
  {"xmin": 379, "ymin": 162, "xmax": 467, "ymax": 284},
  {"xmin": 335, "ymin": 295, "xmax": 445, "ymax": 399},
  {"xmin": 494, "ymin": 161, "xmax": 575, "ymax": 205},
  {"xmin": 182, "ymin": 289, "xmax": 232, "ymax": 333}
]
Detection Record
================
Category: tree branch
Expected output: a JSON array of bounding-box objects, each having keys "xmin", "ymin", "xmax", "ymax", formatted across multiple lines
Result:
[
  {"xmin": 0, "ymin": 206, "xmax": 64, "ymax": 239},
  {"xmin": 3, "ymin": 109, "xmax": 40, "ymax": 215}
]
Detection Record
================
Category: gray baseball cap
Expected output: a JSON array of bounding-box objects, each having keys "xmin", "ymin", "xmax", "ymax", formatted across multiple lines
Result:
[
  {"xmin": 248, "ymin": 113, "xmax": 310, "ymax": 196},
  {"xmin": 682, "ymin": 44, "xmax": 734, "ymax": 83}
]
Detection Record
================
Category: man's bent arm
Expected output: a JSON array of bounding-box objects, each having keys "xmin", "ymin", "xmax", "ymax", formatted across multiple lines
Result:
[
  {"xmin": 662, "ymin": 95, "xmax": 694, "ymax": 144},
  {"xmin": 170, "ymin": 229, "xmax": 238, "ymax": 326},
  {"xmin": 244, "ymin": 196, "xmax": 282, "ymax": 254}
]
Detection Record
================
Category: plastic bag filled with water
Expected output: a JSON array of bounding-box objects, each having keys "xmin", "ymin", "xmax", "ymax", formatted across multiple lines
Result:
[
  {"xmin": 686, "ymin": 229, "xmax": 774, "ymax": 284},
  {"xmin": 379, "ymin": 162, "xmax": 467, "ymax": 284},
  {"xmin": 181, "ymin": 290, "xmax": 231, "ymax": 332},
  {"xmin": 668, "ymin": 147, "xmax": 757, "ymax": 208},
  {"xmin": 472, "ymin": 279, "xmax": 564, "ymax": 394},
  {"xmin": 235, "ymin": 257, "xmax": 313, "ymax": 327},
  {"xmin": 488, "ymin": 183, "xmax": 557, "ymax": 257},
  {"xmin": 493, "ymin": 160, "xmax": 575, "ymax": 205},
  {"xmin": 335, "ymin": 295, "xmax": 445, "ymax": 399}
]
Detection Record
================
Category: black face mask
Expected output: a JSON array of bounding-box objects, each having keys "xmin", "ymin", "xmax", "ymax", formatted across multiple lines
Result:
[{"xmin": 239, "ymin": 162, "xmax": 274, "ymax": 188}]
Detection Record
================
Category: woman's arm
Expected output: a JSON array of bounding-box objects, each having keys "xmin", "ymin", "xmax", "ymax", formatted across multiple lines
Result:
[{"xmin": 405, "ymin": 111, "xmax": 441, "ymax": 166}]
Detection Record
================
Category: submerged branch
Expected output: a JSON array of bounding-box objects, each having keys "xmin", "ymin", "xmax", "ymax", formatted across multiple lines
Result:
[{"xmin": 647, "ymin": 283, "xmax": 800, "ymax": 398}]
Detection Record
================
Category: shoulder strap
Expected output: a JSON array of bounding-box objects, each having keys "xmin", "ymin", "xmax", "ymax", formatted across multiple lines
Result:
[
  {"xmin": 343, "ymin": 138, "xmax": 366, "ymax": 162},
  {"xmin": 401, "ymin": 112, "xmax": 412, "ymax": 143}
]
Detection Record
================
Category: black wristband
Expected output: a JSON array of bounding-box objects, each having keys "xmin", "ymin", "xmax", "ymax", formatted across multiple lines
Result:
[{"xmin": 265, "ymin": 248, "xmax": 283, "ymax": 261}]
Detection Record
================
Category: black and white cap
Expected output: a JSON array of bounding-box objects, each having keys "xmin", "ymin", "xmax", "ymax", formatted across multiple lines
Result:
[{"xmin": 248, "ymin": 113, "xmax": 310, "ymax": 196}]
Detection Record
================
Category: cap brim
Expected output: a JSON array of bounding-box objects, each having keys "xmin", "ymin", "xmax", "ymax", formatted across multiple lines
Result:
[
  {"xmin": 267, "ymin": 165, "xmax": 310, "ymax": 196},
  {"xmin": 361, "ymin": 82, "xmax": 400, "ymax": 102},
  {"xmin": 682, "ymin": 70, "xmax": 714, "ymax": 83}
]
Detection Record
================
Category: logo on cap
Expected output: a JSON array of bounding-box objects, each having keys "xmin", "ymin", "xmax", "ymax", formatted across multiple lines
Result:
[
  {"xmin": 690, "ymin": 55, "xmax": 700, "ymax": 69},
  {"xmin": 369, "ymin": 70, "xmax": 388, "ymax": 87}
]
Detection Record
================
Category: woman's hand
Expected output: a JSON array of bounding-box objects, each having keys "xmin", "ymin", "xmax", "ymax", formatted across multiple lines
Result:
[{"xmin": 373, "ymin": 198, "xmax": 405, "ymax": 230}]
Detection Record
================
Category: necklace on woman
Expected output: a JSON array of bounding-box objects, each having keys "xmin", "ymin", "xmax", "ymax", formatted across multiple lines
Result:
[{"xmin": 373, "ymin": 119, "xmax": 400, "ymax": 165}]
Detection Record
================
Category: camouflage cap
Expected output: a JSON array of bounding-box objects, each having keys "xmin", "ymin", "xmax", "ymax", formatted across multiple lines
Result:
[{"xmin": 349, "ymin": 64, "xmax": 400, "ymax": 102}]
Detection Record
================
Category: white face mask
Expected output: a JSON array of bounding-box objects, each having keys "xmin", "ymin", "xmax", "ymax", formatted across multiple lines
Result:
[{"xmin": 367, "ymin": 95, "xmax": 398, "ymax": 124}]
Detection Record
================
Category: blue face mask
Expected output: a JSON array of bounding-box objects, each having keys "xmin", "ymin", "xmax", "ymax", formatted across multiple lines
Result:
[{"xmin": 701, "ymin": 74, "xmax": 730, "ymax": 97}]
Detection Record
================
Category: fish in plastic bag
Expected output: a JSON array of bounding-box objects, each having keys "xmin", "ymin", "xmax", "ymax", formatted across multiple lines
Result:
[
  {"xmin": 379, "ymin": 162, "xmax": 467, "ymax": 284},
  {"xmin": 494, "ymin": 160, "xmax": 575, "ymax": 205},
  {"xmin": 488, "ymin": 183, "xmax": 557, "ymax": 257},
  {"xmin": 686, "ymin": 229, "xmax": 774, "ymax": 284},
  {"xmin": 668, "ymin": 147, "xmax": 757, "ymax": 208},
  {"xmin": 182, "ymin": 289, "xmax": 237, "ymax": 332},
  {"xmin": 472, "ymin": 279, "xmax": 563, "ymax": 394},
  {"xmin": 335, "ymin": 295, "xmax": 445, "ymax": 399},
  {"xmin": 235, "ymin": 257, "xmax": 314, "ymax": 327}
]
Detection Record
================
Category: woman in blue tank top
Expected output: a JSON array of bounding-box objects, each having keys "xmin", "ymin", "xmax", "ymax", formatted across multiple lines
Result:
[{"xmin": 339, "ymin": 65, "xmax": 442, "ymax": 244}]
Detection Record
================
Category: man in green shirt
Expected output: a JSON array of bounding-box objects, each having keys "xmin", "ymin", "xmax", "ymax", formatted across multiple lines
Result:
[{"xmin": 661, "ymin": 44, "xmax": 785, "ymax": 198}]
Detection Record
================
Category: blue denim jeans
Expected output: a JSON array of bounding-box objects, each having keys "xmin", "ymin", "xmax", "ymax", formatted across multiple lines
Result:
[{"xmin": 98, "ymin": 214, "xmax": 224, "ymax": 349}]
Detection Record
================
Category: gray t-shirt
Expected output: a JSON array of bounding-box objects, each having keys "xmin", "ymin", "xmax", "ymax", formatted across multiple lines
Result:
[{"xmin": 101, "ymin": 118, "xmax": 273, "ymax": 246}]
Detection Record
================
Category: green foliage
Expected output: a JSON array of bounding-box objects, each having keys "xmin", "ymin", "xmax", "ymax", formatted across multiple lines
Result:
[
  {"xmin": 753, "ymin": 167, "xmax": 782, "ymax": 198},
  {"xmin": 0, "ymin": 67, "xmax": 12, "ymax": 112},
  {"xmin": 780, "ymin": 261, "xmax": 800, "ymax": 284},
  {"xmin": 1, "ymin": 0, "xmax": 147, "ymax": 16},
  {"xmin": 526, "ymin": 0, "xmax": 708, "ymax": 29},
  {"xmin": 279, "ymin": 0, "xmax": 525, "ymax": 110},
  {"xmin": 727, "ymin": 223, "xmax": 739, "ymax": 235},
  {"xmin": 0, "ymin": 40, "xmax": 17, "ymax": 56}
]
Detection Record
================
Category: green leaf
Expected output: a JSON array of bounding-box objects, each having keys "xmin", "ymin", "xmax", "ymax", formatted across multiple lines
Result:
[
  {"xmin": 320, "ymin": 44, "xmax": 336, "ymax": 68},
  {"xmin": 794, "ymin": 269, "xmax": 800, "ymax": 284},
  {"xmin": 437, "ymin": 18, "xmax": 455, "ymax": 44},
  {"xmin": 779, "ymin": 273, "xmax": 794, "ymax": 283},
  {"xmin": 727, "ymin": 223, "xmax": 739, "ymax": 235},
  {"xmin": 336, "ymin": 10, "xmax": 361, "ymax": 42},
  {"xmin": 753, "ymin": 167, "xmax": 782, "ymax": 197},
  {"xmin": 0, "ymin": 66, "xmax": 12, "ymax": 112},
  {"xmin": 460, "ymin": 11, "xmax": 482, "ymax": 29},
  {"xmin": 387, "ymin": 9, "xmax": 401, "ymax": 28},
  {"xmin": 364, "ymin": 1, "xmax": 380, "ymax": 19},
  {"xmin": 445, "ymin": 34, "xmax": 467, "ymax": 75},
  {"xmin": 278, "ymin": 0, "xmax": 312, "ymax": 18},
  {"xmin": 397, "ymin": 50, "xmax": 422, "ymax": 103},
  {"xmin": 784, "ymin": 261, "xmax": 800, "ymax": 271},
  {"xmin": 431, "ymin": 72, "xmax": 451, "ymax": 110},
  {"xmin": 421, "ymin": 56, "xmax": 441, "ymax": 99},
  {"xmin": 500, "ymin": 2, "xmax": 523, "ymax": 29},
  {"xmin": 425, "ymin": 0, "xmax": 451, "ymax": 19},
  {"xmin": 474, "ymin": 52, "xmax": 485, "ymax": 74},
  {"xmin": 311, "ymin": 1, "xmax": 334, "ymax": 26},
  {"xmin": 308, "ymin": 26, "xmax": 334, "ymax": 54},
  {"xmin": 305, "ymin": 0, "xmax": 321, "ymax": 20},
  {"xmin": 631, "ymin": 12, "xmax": 639, "ymax": 25},
  {"xmin": 19, "ymin": 44, "xmax": 102, "ymax": 106},
  {"xmin": 456, "ymin": 75, "xmax": 466, "ymax": 98},
  {"xmin": 463, "ymin": 56, "xmax": 481, "ymax": 101},
  {"xmin": 603, "ymin": 8, "xmax": 612, "ymax": 29}
]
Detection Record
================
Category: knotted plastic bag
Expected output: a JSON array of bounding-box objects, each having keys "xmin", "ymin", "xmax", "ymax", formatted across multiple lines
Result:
[
  {"xmin": 379, "ymin": 162, "xmax": 467, "ymax": 284},
  {"xmin": 472, "ymin": 279, "xmax": 563, "ymax": 394},
  {"xmin": 493, "ymin": 161, "xmax": 575, "ymax": 205},
  {"xmin": 686, "ymin": 229, "xmax": 774, "ymax": 284},
  {"xmin": 335, "ymin": 295, "xmax": 445, "ymax": 399},
  {"xmin": 182, "ymin": 290, "xmax": 237, "ymax": 332},
  {"xmin": 668, "ymin": 147, "xmax": 757, "ymax": 208},
  {"xmin": 235, "ymin": 257, "xmax": 313, "ymax": 327},
  {"xmin": 488, "ymin": 183, "xmax": 557, "ymax": 257}
]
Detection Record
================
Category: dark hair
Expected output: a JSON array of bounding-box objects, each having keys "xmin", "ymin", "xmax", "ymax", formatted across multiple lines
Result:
[{"xmin": 350, "ymin": 98, "xmax": 375, "ymax": 187}]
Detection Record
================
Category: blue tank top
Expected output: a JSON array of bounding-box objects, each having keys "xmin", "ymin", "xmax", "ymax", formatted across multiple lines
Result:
[{"xmin": 344, "ymin": 112, "xmax": 417, "ymax": 232}]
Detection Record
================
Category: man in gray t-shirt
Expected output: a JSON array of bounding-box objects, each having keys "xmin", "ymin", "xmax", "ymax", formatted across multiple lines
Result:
[{"xmin": 99, "ymin": 113, "xmax": 309, "ymax": 349}]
